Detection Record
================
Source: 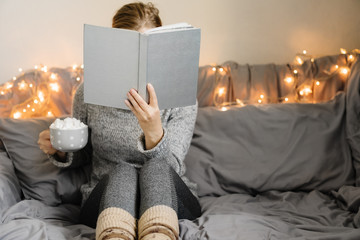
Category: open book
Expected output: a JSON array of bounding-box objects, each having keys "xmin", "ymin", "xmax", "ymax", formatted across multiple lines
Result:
[{"xmin": 83, "ymin": 23, "xmax": 201, "ymax": 110}]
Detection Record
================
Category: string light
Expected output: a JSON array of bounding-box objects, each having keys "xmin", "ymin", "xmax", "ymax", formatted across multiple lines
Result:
[
  {"xmin": 18, "ymin": 80, "xmax": 27, "ymax": 90},
  {"xmin": 1, "ymin": 47, "xmax": 357, "ymax": 117},
  {"xmin": 285, "ymin": 77, "xmax": 293, "ymax": 84},
  {"xmin": 218, "ymin": 87, "xmax": 225, "ymax": 96},
  {"xmin": 348, "ymin": 54, "xmax": 354, "ymax": 62},
  {"xmin": 295, "ymin": 56, "xmax": 303, "ymax": 65},
  {"xmin": 49, "ymin": 82, "xmax": 60, "ymax": 92},
  {"xmin": 13, "ymin": 112, "xmax": 22, "ymax": 119},
  {"xmin": 299, "ymin": 86, "xmax": 312, "ymax": 96}
]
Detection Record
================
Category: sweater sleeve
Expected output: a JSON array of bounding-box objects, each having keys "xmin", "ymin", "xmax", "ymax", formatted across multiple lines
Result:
[
  {"xmin": 50, "ymin": 83, "xmax": 92, "ymax": 168},
  {"xmin": 137, "ymin": 102, "xmax": 198, "ymax": 176}
]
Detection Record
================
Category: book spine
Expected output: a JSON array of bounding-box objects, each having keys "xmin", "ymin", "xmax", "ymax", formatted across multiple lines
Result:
[{"xmin": 138, "ymin": 34, "xmax": 148, "ymax": 102}]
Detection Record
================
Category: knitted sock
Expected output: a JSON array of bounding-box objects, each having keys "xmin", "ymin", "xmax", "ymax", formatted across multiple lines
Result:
[
  {"xmin": 96, "ymin": 207, "xmax": 136, "ymax": 240},
  {"xmin": 138, "ymin": 205, "xmax": 179, "ymax": 240}
]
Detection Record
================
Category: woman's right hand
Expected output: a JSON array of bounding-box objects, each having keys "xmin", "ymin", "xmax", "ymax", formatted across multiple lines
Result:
[{"xmin": 38, "ymin": 129, "xmax": 66, "ymax": 159}]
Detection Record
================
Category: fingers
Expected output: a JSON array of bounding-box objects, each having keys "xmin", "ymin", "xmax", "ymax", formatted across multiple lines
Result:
[
  {"xmin": 126, "ymin": 89, "xmax": 146, "ymax": 115},
  {"xmin": 38, "ymin": 129, "xmax": 56, "ymax": 155},
  {"xmin": 147, "ymin": 83, "xmax": 158, "ymax": 108}
]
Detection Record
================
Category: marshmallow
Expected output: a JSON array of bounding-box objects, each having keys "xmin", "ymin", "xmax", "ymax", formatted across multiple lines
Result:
[{"xmin": 50, "ymin": 117, "xmax": 87, "ymax": 130}]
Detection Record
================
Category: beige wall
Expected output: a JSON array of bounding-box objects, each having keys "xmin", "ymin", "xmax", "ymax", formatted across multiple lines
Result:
[{"xmin": 0, "ymin": 0, "xmax": 359, "ymax": 84}]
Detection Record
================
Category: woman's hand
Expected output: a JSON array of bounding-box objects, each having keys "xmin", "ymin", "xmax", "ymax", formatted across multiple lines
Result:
[
  {"xmin": 125, "ymin": 83, "xmax": 163, "ymax": 150},
  {"xmin": 38, "ymin": 129, "xmax": 66, "ymax": 159}
]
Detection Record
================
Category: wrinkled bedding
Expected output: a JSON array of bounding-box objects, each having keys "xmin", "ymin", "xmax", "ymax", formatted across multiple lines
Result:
[
  {"xmin": 1, "ymin": 190, "xmax": 360, "ymax": 240},
  {"xmin": 180, "ymin": 190, "xmax": 360, "ymax": 240}
]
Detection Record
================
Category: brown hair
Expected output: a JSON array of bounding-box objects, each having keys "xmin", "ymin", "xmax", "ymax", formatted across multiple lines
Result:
[{"xmin": 112, "ymin": 2, "xmax": 162, "ymax": 30}]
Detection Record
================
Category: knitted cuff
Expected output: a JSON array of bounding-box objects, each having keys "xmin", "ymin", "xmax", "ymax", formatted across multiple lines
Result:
[
  {"xmin": 96, "ymin": 207, "xmax": 136, "ymax": 240},
  {"xmin": 138, "ymin": 205, "xmax": 179, "ymax": 240}
]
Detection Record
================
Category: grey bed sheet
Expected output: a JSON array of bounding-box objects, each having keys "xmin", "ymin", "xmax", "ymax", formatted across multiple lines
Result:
[
  {"xmin": 180, "ymin": 190, "xmax": 360, "ymax": 240},
  {"xmin": 1, "ymin": 190, "xmax": 360, "ymax": 240}
]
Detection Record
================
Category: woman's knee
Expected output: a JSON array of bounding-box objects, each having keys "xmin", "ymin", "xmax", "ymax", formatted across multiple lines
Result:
[
  {"xmin": 141, "ymin": 158, "xmax": 171, "ymax": 176},
  {"xmin": 108, "ymin": 161, "xmax": 137, "ymax": 182}
]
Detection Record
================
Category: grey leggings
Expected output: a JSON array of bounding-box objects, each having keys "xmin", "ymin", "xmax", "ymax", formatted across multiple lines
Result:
[{"xmin": 79, "ymin": 159, "xmax": 201, "ymax": 228}]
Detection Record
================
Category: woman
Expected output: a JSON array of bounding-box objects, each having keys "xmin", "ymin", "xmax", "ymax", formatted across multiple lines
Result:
[{"xmin": 37, "ymin": 2, "xmax": 201, "ymax": 240}]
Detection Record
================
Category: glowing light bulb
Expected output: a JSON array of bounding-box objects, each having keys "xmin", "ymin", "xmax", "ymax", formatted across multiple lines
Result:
[
  {"xmin": 258, "ymin": 99, "xmax": 262, "ymax": 103},
  {"xmin": 285, "ymin": 97, "xmax": 289, "ymax": 102},
  {"xmin": 13, "ymin": 112, "xmax": 22, "ymax": 119},
  {"xmin": 34, "ymin": 99, "xmax": 39, "ymax": 104},
  {"xmin": 340, "ymin": 67, "xmax": 349, "ymax": 75},
  {"xmin": 348, "ymin": 55, "xmax": 354, "ymax": 61},
  {"xmin": 47, "ymin": 111, "xmax": 54, "ymax": 117},
  {"xmin": 212, "ymin": 67, "xmax": 216, "ymax": 71},
  {"xmin": 219, "ymin": 67, "xmax": 224, "ymax": 72},
  {"xmin": 302, "ymin": 50, "xmax": 307, "ymax": 54},
  {"xmin": 29, "ymin": 84, "xmax": 33, "ymax": 88},
  {"xmin": 260, "ymin": 94, "xmax": 264, "ymax": 99},
  {"xmin": 23, "ymin": 109, "xmax": 26, "ymax": 113},
  {"xmin": 27, "ymin": 104, "xmax": 30, "ymax": 108},
  {"xmin": 236, "ymin": 99, "xmax": 245, "ymax": 106},
  {"xmin": 50, "ymin": 73, "xmax": 57, "ymax": 80},
  {"xmin": 218, "ymin": 87, "xmax": 225, "ymax": 96},
  {"xmin": 72, "ymin": 65, "xmax": 78, "ymax": 70},
  {"xmin": 285, "ymin": 77, "xmax": 293, "ymax": 83},
  {"xmin": 12, "ymin": 77, "xmax": 16, "ymax": 81},
  {"xmin": 50, "ymin": 83, "xmax": 59, "ymax": 92},
  {"xmin": 38, "ymin": 91, "xmax": 45, "ymax": 102},
  {"xmin": 32, "ymin": 108, "xmax": 35, "ymax": 112},
  {"xmin": 18, "ymin": 81, "xmax": 27, "ymax": 90},
  {"xmin": 5, "ymin": 83, "xmax": 13, "ymax": 89},
  {"xmin": 1, "ymin": 91, "xmax": 4, "ymax": 95},
  {"xmin": 293, "ymin": 70, "xmax": 298, "ymax": 75},
  {"xmin": 18, "ymin": 68, "xmax": 23, "ymax": 72},
  {"xmin": 299, "ymin": 86, "xmax": 312, "ymax": 96},
  {"xmin": 296, "ymin": 56, "xmax": 303, "ymax": 65},
  {"xmin": 340, "ymin": 48, "xmax": 347, "ymax": 54},
  {"xmin": 34, "ymin": 65, "xmax": 38, "ymax": 70},
  {"xmin": 316, "ymin": 81, "xmax": 320, "ymax": 86},
  {"xmin": 220, "ymin": 107, "xmax": 228, "ymax": 111},
  {"xmin": 76, "ymin": 77, "xmax": 81, "ymax": 81}
]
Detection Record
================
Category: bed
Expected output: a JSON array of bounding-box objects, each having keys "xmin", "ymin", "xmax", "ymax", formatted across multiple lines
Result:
[{"xmin": 1, "ymin": 53, "xmax": 360, "ymax": 240}]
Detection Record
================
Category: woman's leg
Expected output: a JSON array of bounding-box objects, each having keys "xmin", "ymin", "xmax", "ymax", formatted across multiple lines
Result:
[
  {"xmin": 138, "ymin": 159, "xmax": 201, "ymax": 240},
  {"xmin": 81, "ymin": 161, "xmax": 139, "ymax": 240}
]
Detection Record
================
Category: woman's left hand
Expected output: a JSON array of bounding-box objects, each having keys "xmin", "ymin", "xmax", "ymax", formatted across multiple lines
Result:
[{"xmin": 125, "ymin": 83, "xmax": 164, "ymax": 150}]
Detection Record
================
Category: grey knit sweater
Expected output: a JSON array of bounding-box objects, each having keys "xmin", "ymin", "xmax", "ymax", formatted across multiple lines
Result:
[{"xmin": 50, "ymin": 83, "xmax": 198, "ymax": 204}]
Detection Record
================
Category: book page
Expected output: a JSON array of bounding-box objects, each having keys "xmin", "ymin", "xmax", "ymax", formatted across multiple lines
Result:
[
  {"xmin": 144, "ymin": 22, "xmax": 193, "ymax": 34},
  {"xmin": 83, "ymin": 25, "xmax": 140, "ymax": 109},
  {"xmin": 143, "ymin": 28, "xmax": 201, "ymax": 109}
]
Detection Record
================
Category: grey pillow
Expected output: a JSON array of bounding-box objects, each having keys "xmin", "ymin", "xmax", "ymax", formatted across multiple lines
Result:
[
  {"xmin": 185, "ymin": 93, "xmax": 355, "ymax": 197},
  {"xmin": 346, "ymin": 58, "xmax": 360, "ymax": 186},
  {"xmin": 0, "ymin": 149, "xmax": 22, "ymax": 216},
  {"xmin": 0, "ymin": 117, "xmax": 89, "ymax": 206}
]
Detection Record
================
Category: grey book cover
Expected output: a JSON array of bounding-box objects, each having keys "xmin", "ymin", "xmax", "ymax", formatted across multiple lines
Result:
[{"xmin": 83, "ymin": 24, "xmax": 201, "ymax": 110}]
